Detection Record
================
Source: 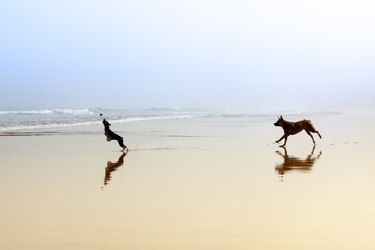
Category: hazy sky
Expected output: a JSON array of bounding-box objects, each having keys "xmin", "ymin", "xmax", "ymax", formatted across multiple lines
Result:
[{"xmin": 1, "ymin": 0, "xmax": 374, "ymax": 110}]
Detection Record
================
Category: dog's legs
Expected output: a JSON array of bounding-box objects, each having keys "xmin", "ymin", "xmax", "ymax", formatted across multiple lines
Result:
[
  {"xmin": 316, "ymin": 131, "xmax": 322, "ymax": 139},
  {"xmin": 275, "ymin": 134, "xmax": 286, "ymax": 143},
  {"xmin": 309, "ymin": 128, "xmax": 322, "ymax": 139},
  {"xmin": 117, "ymin": 138, "xmax": 127, "ymax": 151},
  {"xmin": 276, "ymin": 133, "xmax": 289, "ymax": 147},
  {"xmin": 305, "ymin": 130, "xmax": 316, "ymax": 144},
  {"xmin": 280, "ymin": 135, "xmax": 288, "ymax": 147},
  {"xmin": 280, "ymin": 136, "xmax": 288, "ymax": 147}
]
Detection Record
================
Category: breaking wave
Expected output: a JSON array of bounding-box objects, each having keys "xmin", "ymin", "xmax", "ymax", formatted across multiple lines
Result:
[
  {"xmin": 0, "ymin": 112, "xmax": 194, "ymax": 132},
  {"xmin": 0, "ymin": 108, "xmax": 94, "ymax": 116},
  {"xmin": 0, "ymin": 107, "xmax": 340, "ymax": 132}
]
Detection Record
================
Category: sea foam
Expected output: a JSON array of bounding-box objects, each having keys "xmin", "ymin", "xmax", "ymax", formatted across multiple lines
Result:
[
  {"xmin": 0, "ymin": 108, "xmax": 195, "ymax": 132},
  {"xmin": 0, "ymin": 108, "xmax": 94, "ymax": 116}
]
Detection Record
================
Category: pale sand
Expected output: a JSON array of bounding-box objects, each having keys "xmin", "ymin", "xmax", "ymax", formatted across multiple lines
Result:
[{"xmin": 1, "ymin": 112, "xmax": 375, "ymax": 250}]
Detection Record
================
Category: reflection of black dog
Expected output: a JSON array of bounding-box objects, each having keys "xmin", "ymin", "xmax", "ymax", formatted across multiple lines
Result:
[
  {"xmin": 102, "ymin": 119, "xmax": 128, "ymax": 151},
  {"xmin": 104, "ymin": 151, "xmax": 127, "ymax": 186}
]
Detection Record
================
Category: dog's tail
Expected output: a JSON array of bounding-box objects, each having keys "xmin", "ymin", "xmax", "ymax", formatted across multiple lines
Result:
[{"xmin": 305, "ymin": 120, "xmax": 322, "ymax": 139}]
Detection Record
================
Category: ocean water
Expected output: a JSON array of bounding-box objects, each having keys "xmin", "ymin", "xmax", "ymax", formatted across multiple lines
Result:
[
  {"xmin": 0, "ymin": 107, "xmax": 338, "ymax": 132},
  {"xmin": 0, "ymin": 108, "xmax": 201, "ymax": 132}
]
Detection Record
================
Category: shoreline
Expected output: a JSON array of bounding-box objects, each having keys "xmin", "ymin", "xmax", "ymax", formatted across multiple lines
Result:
[{"xmin": 0, "ymin": 108, "xmax": 344, "ymax": 133}]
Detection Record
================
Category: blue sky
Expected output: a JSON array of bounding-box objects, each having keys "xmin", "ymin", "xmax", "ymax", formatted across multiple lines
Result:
[{"xmin": 1, "ymin": 0, "xmax": 374, "ymax": 110}]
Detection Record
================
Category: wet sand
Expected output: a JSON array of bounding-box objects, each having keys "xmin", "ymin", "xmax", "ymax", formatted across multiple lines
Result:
[{"xmin": 1, "ymin": 112, "xmax": 375, "ymax": 249}]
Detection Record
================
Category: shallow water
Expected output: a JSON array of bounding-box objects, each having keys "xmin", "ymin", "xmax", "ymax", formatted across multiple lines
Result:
[{"xmin": 1, "ymin": 113, "xmax": 374, "ymax": 249}]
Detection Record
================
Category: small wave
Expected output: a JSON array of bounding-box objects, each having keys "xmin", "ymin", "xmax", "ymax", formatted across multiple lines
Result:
[
  {"xmin": 0, "ymin": 108, "xmax": 94, "ymax": 115},
  {"xmin": 51, "ymin": 108, "xmax": 94, "ymax": 115},
  {"xmin": 109, "ymin": 114, "xmax": 194, "ymax": 124},
  {"xmin": 0, "ymin": 110, "xmax": 54, "ymax": 115},
  {"xmin": 0, "ymin": 121, "xmax": 101, "ymax": 132},
  {"xmin": 0, "ymin": 114, "xmax": 194, "ymax": 132}
]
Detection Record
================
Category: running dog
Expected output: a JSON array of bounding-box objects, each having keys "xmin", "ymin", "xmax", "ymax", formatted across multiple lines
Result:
[
  {"xmin": 102, "ymin": 119, "xmax": 128, "ymax": 151},
  {"xmin": 274, "ymin": 116, "xmax": 321, "ymax": 147}
]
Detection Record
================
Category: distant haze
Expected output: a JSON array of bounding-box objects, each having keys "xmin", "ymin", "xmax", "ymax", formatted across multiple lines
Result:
[{"xmin": 1, "ymin": 0, "xmax": 374, "ymax": 110}]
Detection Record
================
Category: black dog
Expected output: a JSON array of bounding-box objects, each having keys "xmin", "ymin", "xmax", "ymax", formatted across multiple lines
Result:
[{"xmin": 102, "ymin": 119, "xmax": 128, "ymax": 151}]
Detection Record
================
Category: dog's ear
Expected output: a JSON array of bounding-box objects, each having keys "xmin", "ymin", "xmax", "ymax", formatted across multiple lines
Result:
[{"xmin": 280, "ymin": 116, "xmax": 284, "ymax": 120}]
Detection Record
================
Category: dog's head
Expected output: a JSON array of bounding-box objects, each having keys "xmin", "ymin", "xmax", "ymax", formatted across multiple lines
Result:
[
  {"xmin": 274, "ymin": 116, "xmax": 284, "ymax": 127},
  {"xmin": 102, "ymin": 119, "xmax": 111, "ymax": 129}
]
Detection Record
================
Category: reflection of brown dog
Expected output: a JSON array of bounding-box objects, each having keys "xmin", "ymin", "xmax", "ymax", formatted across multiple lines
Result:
[
  {"xmin": 275, "ymin": 146, "xmax": 322, "ymax": 176},
  {"xmin": 274, "ymin": 116, "xmax": 321, "ymax": 147}
]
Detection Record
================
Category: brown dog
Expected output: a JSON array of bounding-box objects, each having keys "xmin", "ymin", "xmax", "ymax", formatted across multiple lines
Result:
[{"xmin": 274, "ymin": 116, "xmax": 321, "ymax": 147}]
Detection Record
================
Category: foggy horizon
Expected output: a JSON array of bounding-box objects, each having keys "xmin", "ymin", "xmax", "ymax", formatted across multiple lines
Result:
[{"xmin": 1, "ymin": 1, "xmax": 374, "ymax": 110}]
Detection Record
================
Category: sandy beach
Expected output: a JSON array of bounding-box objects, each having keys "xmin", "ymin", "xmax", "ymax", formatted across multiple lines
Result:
[{"xmin": 1, "ymin": 112, "xmax": 375, "ymax": 250}]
